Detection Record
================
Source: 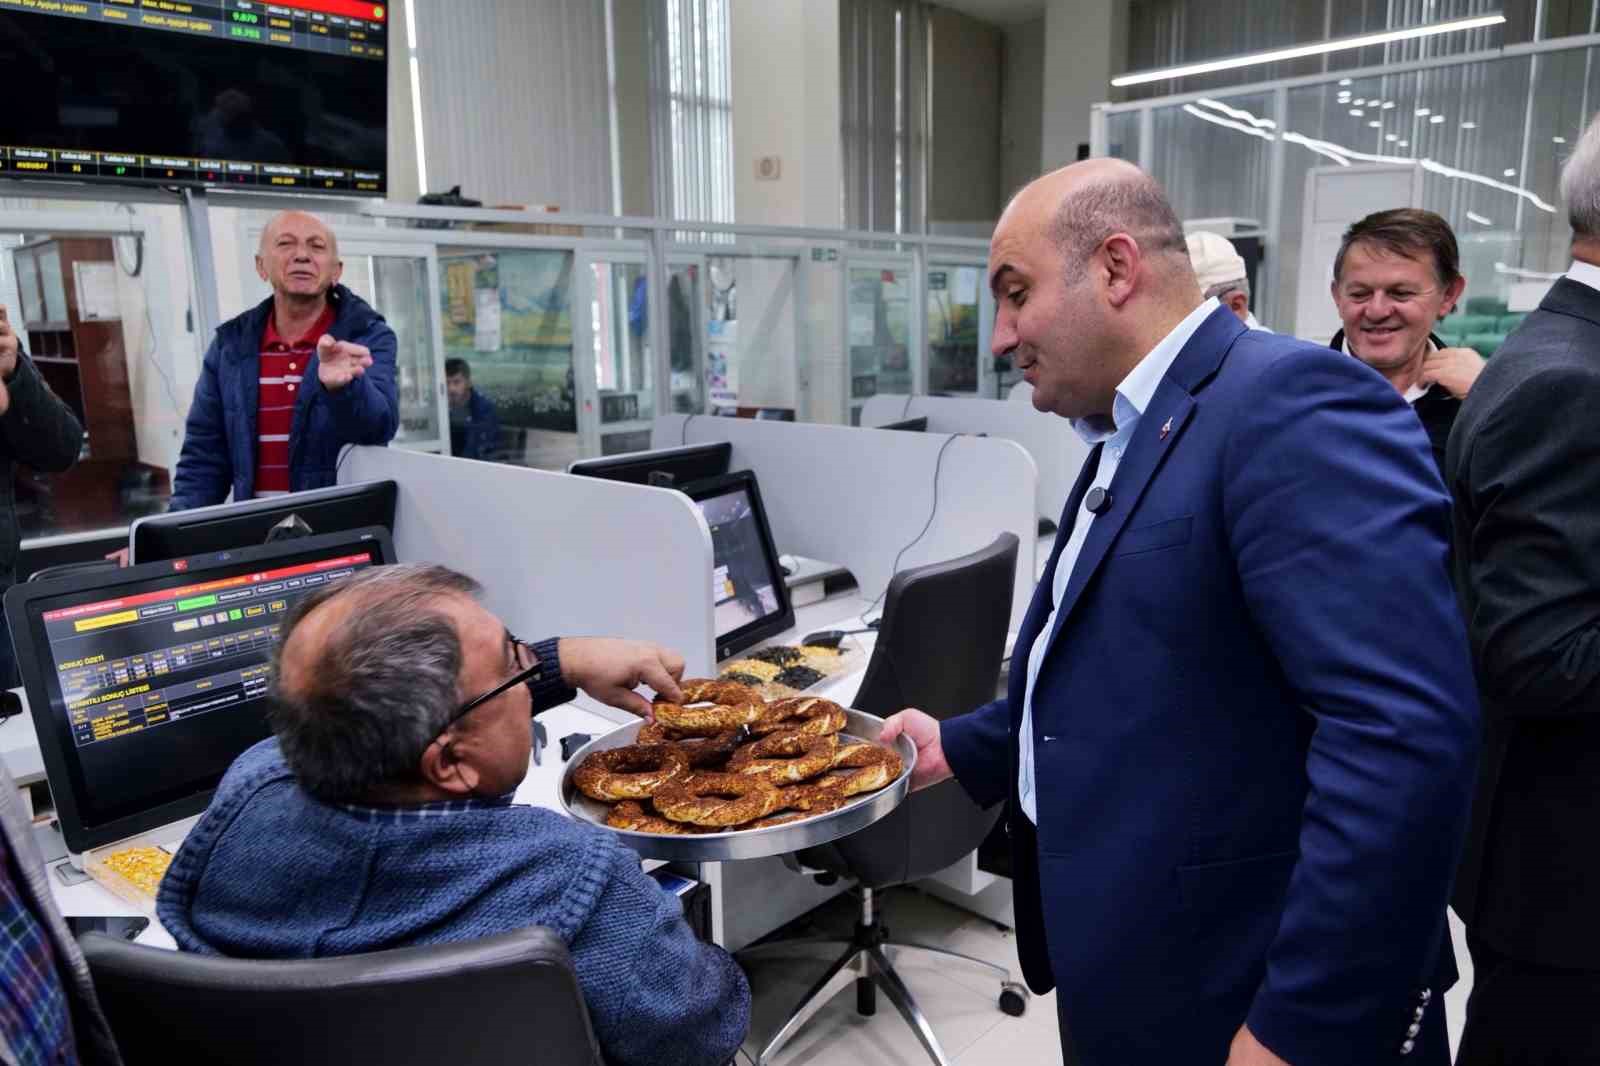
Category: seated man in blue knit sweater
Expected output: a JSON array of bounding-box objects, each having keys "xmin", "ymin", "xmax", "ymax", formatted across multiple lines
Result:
[{"xmin": 158, "ymin": 565, "xmax": 750, "ymax": 1066}]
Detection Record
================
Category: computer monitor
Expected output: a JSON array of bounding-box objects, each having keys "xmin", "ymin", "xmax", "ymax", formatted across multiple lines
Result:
[
  {"xmin": 128, "ymin": 480, "xmax": 398, "ymax": 565},
  {"xmin": 5, "ymin": 528, "xmax": 395, "ymax": 855},
  {"xmin": 875, "ymin": 416, "xmax": 928, "ymax": 432},
  {"xmin": 567, "ymin": 442, "xmax": 732, "ymax": 489},
  {"xmin": 682, "ymin": 471, "xmax": 795, "ymax": 661}
]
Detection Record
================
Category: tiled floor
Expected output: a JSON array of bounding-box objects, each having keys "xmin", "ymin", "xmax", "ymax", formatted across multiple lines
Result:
[
  {"xmin": 737, "ymin": 886, "xmax": 1062, "ymax": 1066},
  {"xmin": 736, "ymin": 886, "xmax": 1474, "ymax": 1066}
]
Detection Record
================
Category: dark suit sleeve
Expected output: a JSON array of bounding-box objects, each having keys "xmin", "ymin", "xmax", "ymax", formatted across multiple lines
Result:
[
  {"xmin": 940, "ymin": 697, "xmax": 1011, "ymax": 810},
  {"xmin": 169, "ymin": 334, "xmax": 233, "ymax": 512},
  {"xmin": 0, "ymin": 351, "xmax": 82, "ymax": 472},
  {"xmin": 1456, "ymin": 365, "xmax": 1600, "ymax": 718},
  {"xmin": 1222, "ymin": 350, "xmax": 1480, "ymax": 1064}
]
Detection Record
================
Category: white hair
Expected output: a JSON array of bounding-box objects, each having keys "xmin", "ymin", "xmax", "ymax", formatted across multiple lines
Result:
[
  {"xmin": 1202, "ymin": 276, "xmax": 1250, "ymax": 301},
  {"xmin": 1560, "ymin": 110, "xmax": 1600, "ymax": 239}
]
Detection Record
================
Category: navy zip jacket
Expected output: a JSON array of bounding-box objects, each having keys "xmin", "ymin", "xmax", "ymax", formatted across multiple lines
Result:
[{"xmin": 170, "ymin": 285, "xmax": 399, "ymax": 511}]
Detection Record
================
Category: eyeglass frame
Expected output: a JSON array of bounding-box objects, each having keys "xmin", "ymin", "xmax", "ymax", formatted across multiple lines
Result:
[{"xmin": 439, "ymin": 632, "xmax": 545, "ymax": 735}]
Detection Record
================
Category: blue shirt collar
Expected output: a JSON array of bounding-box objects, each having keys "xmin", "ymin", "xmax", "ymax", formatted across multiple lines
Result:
[
  {"xmin": 335, "ymin": 793, "xmax": 516, "ymax": 823},
  {"xmin": 1070, "ymin": 298, "xmax": 1218, "ymax": 446}
]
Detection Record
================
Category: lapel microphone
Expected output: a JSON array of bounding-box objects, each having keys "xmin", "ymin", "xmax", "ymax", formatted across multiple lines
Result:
[{"xmin": 1085, "ymin": 487, "xmax": 1113, "ymax": 515}]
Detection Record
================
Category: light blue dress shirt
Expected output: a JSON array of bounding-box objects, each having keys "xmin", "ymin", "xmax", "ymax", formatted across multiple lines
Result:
[{"xmin": 1016, "ymin": 298, "xmax": 1219, "ymax": 823}]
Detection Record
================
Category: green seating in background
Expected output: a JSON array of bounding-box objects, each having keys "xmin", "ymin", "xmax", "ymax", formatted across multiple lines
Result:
[
  {"xmin": 1464, "ymin": 333, "xmax": 1505, "ymax": 360},
  {"xmin": 1445, "ymin": 313, "xmax": 1500, "ymax": 336},
  {"xmin": 1465, "ymin": 296, "xmax": 1508, "ymax": 317}
]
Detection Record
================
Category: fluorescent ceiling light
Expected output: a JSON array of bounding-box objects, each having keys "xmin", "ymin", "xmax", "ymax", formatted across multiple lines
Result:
[
  {"xmin": 1504, "ymin": 168, "xmax": 1517, "ymax": 177},
  {"xmin": 1350, "ymin": 108, "xmax": 1365, "ymax": 116},
  {"xmin": 1382, "ymin": 101, "xmax": 1397, "ymax": 109},
  {"xmin": 1555, "ymin": 136, "xmax": 1568, "ymax": 143},
  {"xmin": 1461, "ymin": 122, "xmax": 1478, "ymax": 129},
  {"xmin": 1430, "ymin": 115, "xmax": 1446, "ymax": 124},
  {"xmin": 1194, "ymin": 98, "xmax": 1277, "ymax": 129},
  {"xmin": 1398, "ymin": 140, "xmax": 1410, "ymax": 147},
  {"xmin": 1111, "ymin": 13, "xmax": 1506, "ymax": 87},
  {"xmin": 1339, "ymin": 78, "xmax": 1353, "ymax": 86},
  {"xmin": 1369, "ymin": 121, "xmax": 1382, "ymax": 128},
  {"xmin": 1354, "ymin": 98, "xmax": 1367, "ymax": 105},
  {"xmin": 1386, "ymin": 134, "xmax": 1399, "ymax": 142},
  {"xmin": 1181, "ymin": 103, "xmax": 1275, "ymax": 141},
  {"xmin": 1416, "ymin": 108, "xmax": 1432, "ymax": 116},
  {"xmin": 1467, "ymin": 212, "xmax": 1493, "ymax": 225}
]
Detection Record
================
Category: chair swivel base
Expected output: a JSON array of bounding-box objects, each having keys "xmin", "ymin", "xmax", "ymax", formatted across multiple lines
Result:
[{"xmin": 739, "ymin": 888, "xmax": 1029, "ymax": 1066}]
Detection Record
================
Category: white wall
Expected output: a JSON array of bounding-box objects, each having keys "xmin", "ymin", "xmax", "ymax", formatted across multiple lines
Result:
[
  {"xmin": 1042, "ymin": 0, "xmax": 1124, "ymax": 170},
  {"xmin": 729, "ymin": 0, "xmax": 843, "ymax": 229},
  {"xmin": 1002, "ymin": 17, "xmax": 1046, "ymax": 203},
  {"xmin": 406, "ymin": 0, "xmax": 613, "ymax": 210},
  {"xmin": 610, "ymin": 0, "xmax": 656, "ymax": 217},
  {"xmin": 929, "ymin": 7, "xmax": 1003, "ymax": 229}
]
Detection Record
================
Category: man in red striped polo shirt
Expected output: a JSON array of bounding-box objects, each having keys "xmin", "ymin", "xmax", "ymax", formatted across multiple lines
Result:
[{"xmin": 169, "ymin": 210, "xmax": 398, "ymax": 511}]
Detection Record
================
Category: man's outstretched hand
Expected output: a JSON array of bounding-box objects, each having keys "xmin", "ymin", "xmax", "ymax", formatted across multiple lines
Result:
[
  {"xmin": 878, "ymin": 709, "xmax": 953, "ymax": 790},
  {"xmin": 316, "ymin": 335, "xmax": 374, "ymax": 391},
  {"xmin": 558, "ymin": 638, "xmax": 685, "ymax": 718}
]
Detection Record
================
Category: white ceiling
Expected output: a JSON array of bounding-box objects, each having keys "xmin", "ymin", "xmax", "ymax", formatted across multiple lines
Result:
[{"xmin": 933, "ymin": 0, "xmax": 1048, "ymax": 27}]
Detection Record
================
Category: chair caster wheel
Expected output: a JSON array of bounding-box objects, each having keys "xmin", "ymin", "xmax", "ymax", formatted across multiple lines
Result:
[{"xmin": 999, "ymin": 982, "xmax": 1028, "ymax": 1017}]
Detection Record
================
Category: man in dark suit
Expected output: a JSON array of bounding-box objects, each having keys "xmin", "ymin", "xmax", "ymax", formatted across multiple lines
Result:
[
  {"xmin": 882, "ymin": 159, "xmax": 1480, "ymax": 1065},
  {"xmin": 1446, "ymin": 113, "xmax": 1600, "ymax": 1064}
]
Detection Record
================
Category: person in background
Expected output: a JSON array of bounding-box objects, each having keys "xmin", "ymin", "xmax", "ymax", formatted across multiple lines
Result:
[
  {"xmin": 1445, "ymin": 110, "xmax": 1600, "ymax": 1065},
  {"xmin": 445, "ymin": 358, "xmax": 500, "ymax": 462},
  {"xmin": 158, "ymin": 565, "xmax": 748, "ymax": 1066},
  {"xmin": 883, "ymin": 160, "xmax": 1478, "ymax": 1066},
  {"xmin": 169, "ymin": 210, "xmax": 398, "ymax": 511},
  {"xmin": 0, "ymin": 303, "xmax": 85, "ymax": 686},
  {"xmin": 0, "ymin": 757, "xmax": 122, "ymax": 1064},
  {"xmin": 1185, "ymin": 230, "xmax": 1266, "ymax": 330},
  {"xmin": 1329, "ymin": 208, "xmax": 1482, "ymax": 478}
]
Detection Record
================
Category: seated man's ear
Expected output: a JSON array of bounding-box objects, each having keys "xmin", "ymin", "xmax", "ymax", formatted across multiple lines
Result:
[{"xmin": 419, "ymin": 734, "xmax": 480, "ymax": 796}]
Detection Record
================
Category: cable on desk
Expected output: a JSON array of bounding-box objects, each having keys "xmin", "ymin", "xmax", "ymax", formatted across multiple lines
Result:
[{"xmin": 860, "ymin": 432, "xmax": 961, "ymax": 625}]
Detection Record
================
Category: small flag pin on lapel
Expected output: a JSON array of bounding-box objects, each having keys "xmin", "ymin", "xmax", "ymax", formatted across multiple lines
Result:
[{"xmin": 1159, "ymin": 417, "xmax": 1173, "ymax": 440}]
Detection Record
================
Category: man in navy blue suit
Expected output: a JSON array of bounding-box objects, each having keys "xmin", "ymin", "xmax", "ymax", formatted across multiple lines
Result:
[{"xmin": 882, "ymin": 160, "xmax": 1479, "ymax": 1065}]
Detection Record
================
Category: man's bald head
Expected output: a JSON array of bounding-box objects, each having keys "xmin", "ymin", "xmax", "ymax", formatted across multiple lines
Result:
[
  {"xmin": 259, "ymin": 210, "xmax": 337, "ymax": 257},
  {"xmin": 1004, "ymin": 159, "xmax": 1189, "ymax": 278},
  {"xmin": 256, "ymin": 210, "xmax": 343, "ymax": 303}
]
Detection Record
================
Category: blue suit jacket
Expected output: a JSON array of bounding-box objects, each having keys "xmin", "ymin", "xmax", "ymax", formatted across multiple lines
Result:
[{"xmin": 942, "ymin": 307, "xmax": 1479, "ymax": 1065}]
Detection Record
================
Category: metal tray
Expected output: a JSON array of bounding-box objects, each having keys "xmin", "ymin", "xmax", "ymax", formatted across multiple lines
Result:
[{"xmin": 559, "ymin": 708, "xmax": 916, "ymax": 862}]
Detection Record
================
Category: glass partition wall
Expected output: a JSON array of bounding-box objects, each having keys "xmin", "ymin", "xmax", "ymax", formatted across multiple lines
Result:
[{"xmin": 1094, "ymin": 35, "xmax": 1600, "ymax": 339}]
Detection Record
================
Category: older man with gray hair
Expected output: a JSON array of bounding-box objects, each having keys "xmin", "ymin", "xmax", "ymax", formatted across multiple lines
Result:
[
  {"xmin": 169, "ymin": 209, "xmax": 399, "ymax": 511},
  {"xmin": 1185, "ymin": 230, "xmax": 1265, "ymax": 330},
  {"xmin": 1445, "ymin": 110, "xmax": 1600, "ymax": 1064},
  {"xmin": 156, "ymin": 564, "xmax": 750, "ymax": 1066}
]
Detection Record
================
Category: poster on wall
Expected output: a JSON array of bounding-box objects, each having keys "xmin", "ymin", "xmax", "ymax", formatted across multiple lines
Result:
[
  {"xmin": 474, "ymin": 290, "xmax": 502, "ymax": 352},
  {"xmin": 706, "ymin": 319, "xmax": 738, "ymax": 409}
]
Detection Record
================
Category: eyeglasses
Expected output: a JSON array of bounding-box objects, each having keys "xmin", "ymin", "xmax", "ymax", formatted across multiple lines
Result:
[{"xmin": 441, "ymin": 632, "xmax": 544, "ymax": 733}]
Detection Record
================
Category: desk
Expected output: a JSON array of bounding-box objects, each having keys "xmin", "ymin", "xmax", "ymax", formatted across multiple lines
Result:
[{"xmin": 18, "ymin": 590, "xmax": 1009, "ymax": 954}]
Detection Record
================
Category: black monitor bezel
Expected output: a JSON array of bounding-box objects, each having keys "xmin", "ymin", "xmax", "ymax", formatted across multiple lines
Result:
[
  {"xmin": 681, "ymin": 470, "xmax": 795, "ymax": 662},
  {"xmin": 5, "ymin": 527, "xmax": 394, "ymax": 854},
  {"xmin": 567, "ymin": 442, "xmax": 733, "ymax": 489},
  {"xmin": 876, "ymin": 416, "xmax": 929, "ymax": 432},
  {"xmin": 128, "ymin": 480, "xmax": 397, "ymax": 564}
]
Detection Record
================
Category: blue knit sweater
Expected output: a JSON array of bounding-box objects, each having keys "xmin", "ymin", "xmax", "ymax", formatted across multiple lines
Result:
[{"xmin": 157, "ymin": 739, "xmax": 749, "ymax": 1066}]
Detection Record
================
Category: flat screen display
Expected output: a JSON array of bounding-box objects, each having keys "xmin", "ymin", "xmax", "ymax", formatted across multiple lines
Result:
[
  {"xmin": 0, "ymin": 0, "xmax": 388, "ymax": 195},
  {"xmin": 6, "ymin": 528, "xmax": 393, "ymax": 852},
  {"xmin": 683, "ymin": 471, "xmax": 794, "ymax": 660}
]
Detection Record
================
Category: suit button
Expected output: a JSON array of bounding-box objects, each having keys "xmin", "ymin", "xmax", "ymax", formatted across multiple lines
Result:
[
  {"xmin": 1407, "ymin": 1022, "xmax": 1420, "ymax": 1039},
  {"xmin": 1413, "ymin": 1006, "xmax": 1425, "ymax": 1022},
  {"xmin": 1419, "ymin": 988, "xmax": 1432, "ymax": 1003},
  {"xmin": 1400, "ymin": 1039, "xmax": 1415, "ymax": 1055}
]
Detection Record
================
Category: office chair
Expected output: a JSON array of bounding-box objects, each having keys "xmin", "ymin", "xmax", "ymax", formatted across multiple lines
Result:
[
  {"xmin": 79, "ymin": 925, "xmax": 605, "ymax": 1066},
  {"xmin": 740, "ymin": 533, "xmax": 1027, "ymax": 1066},
  {"xmin": 27, "ymin": 560, "xmax": 120, "ymax": 584}
]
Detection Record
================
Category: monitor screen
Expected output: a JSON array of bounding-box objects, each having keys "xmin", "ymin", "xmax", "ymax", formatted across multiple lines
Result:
[
  {"xmin": 0, "ymin": 0, "xmax": 388, "ymax": 196},
  {"xmin": 129, "ymin": 480, "xmax": 397, "ymax": 564},
  {"xmin": 683, "ymin": 471, "xmax": 794, "ymax": 660},
  {"xmin": 6, "ymin": 528, "xmax": 393, "ymax": 853},
  {"xmin": 568, "ymin": 442, "xmax": 732, "ymax": 490}
]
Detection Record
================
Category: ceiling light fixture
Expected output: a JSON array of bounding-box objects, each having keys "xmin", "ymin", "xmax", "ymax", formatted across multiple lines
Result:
[
  {"xmin": 1110, "ymin": 13, "xmax": 1506, "ymax": 87},
  {"xmin": 1369, "ymin": 121, "xmax": 1383, "ymax": 128},
  {"xmin": 1430, "ymin": 115, "xmax": 1446, "ymax": 124},
  {"xmin": 1554, "ymin": 135, "xmax": 1568, "ymax": 143},
  {"xmin": 1467, "ymin": 212, "xmax": 1494, "ymax": 225},
  {"xmin": 1504, "ymin": 168, "xmax": 1517, "ymax": 177},
  {"xmin": 1350, "ymin": 108, "xmax": 1365, "ymax": 116},
  {"xmin": 1339, "ymin": 78, "xmax": 1353, "ymax": 86},
  {"xmin": 1461, "ymin": 122, "xmax": 1478, "ymax": 130},
  {"xmin": 1416, "ymin": 107, "xmax": 1432, "ymax": 116}
]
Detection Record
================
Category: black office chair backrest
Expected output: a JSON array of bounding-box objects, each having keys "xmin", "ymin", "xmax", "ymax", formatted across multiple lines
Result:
[
  {"xmin": 28, "ymin": 560, "xmax": 121, "ymax": 584},
  {"xmin": 853, "ymin": 532, "xmax": 1020, "ymax": 722},
  {"xmin": 79, "ymin": 925, "xmax": 605, "ymax": 1066},
  {"xmin": 803, "ymin": 533, "xmax": 1020, "ymax": 887}
]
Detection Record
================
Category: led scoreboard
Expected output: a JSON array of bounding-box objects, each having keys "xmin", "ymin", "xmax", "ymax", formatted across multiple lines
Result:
[{"xmin": 0, "ymin": 0, "xmax": 389, "ymax": 195}]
